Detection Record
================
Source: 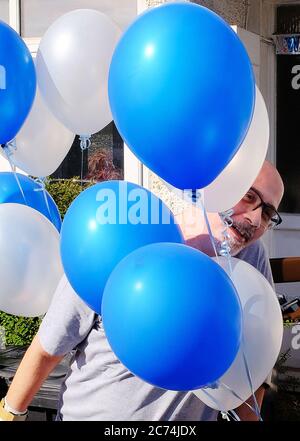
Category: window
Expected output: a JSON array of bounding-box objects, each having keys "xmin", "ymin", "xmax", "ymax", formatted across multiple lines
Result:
[
  {"xmin": 0, "ymin": 0, "xmax": 9, "ymax": 24},
  {"xmin": 51, "ymin": 122, "xmax": 124, "ymax": 182},
  {"xmin": 18, "ymin": 0, "xmax": 138, "ymax": 183},
  {"xmin": 277, "ymin": 5, "xmax": 300, "ymax": 34},
  {"xmin": 276, "ymin": 5, "xmax": 300, "ymax": 214},
  {"xmin": 276, "ymin": 54, "xmax": 300, "ymax": 214},
  {"xmin": 20, "ymin": 0, "xmax": 136, "ymax": 37}
]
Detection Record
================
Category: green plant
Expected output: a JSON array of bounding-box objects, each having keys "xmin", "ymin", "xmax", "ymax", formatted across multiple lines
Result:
[
  {"xmin": 284, "ymin": 319, "xmax": 299, "ymax": 326},
  {"xmin": 0, "ymin": 178, "xmax": 92, "ymax": 347},
  {"xmin": 0, "ymin": 312, "xmax": 41, "ymax": 346},
  {"xmin": 45, "ymin": 177, "xmax": 92, "ymax": 220}
]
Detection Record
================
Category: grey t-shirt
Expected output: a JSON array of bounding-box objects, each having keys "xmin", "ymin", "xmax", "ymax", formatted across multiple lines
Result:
[
  {"xmin": 235, "ymin": 240, "xmax": 274, "ymax": 289},
  {"xmin": 38, "ymin": 240, "xmax": 273, "ymax": 421}
]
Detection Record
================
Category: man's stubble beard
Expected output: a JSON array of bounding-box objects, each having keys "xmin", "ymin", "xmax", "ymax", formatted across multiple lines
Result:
[{"xmin": 215, "ymin": 219, "xmax": 256, "ymax": 257}]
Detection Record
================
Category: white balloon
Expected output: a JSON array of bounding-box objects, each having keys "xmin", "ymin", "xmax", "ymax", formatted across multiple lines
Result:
[
  {"xmin": 0, "ymin": 204, "xmax": 63, "ymax": 317},
  {"xmin": 203, "ymin": 86, "xmax": 269, "ymax": 212},
  {"xmin": 36, "ymin": 9, "xmax": 121, "ymax": 136},
  {"xmin": 5, "ymin": 86, "xmax": 75, "ymax": 177},
  {"xmin": 194, "ymin": 257, "xmax": 283, "ymax": 411}
]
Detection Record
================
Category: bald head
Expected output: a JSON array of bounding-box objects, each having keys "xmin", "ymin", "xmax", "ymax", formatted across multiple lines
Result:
[
  {"xmin": 252, "ymin": 160, "xmax": 284, "ymax": 210},
  {"xmin": 221, "ymin": 159, "xmax": 285, "ymax": 255},
  {"xmin": 181, "ymin": 160, "xmax": 284, "ymax": 258}
]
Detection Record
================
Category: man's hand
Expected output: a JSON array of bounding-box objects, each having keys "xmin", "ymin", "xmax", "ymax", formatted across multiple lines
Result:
[{"xmin": 0, "ymin": 398, "xmax": 28, "ymax": 421}]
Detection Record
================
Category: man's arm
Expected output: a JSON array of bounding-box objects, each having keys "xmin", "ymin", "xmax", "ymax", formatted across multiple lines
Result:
[
  {"xmin": 1, "ymin": 276, "xmax": 96, "ymax": 420},
  {"xmin": 4, "ymin": 334, "xmax": 64, "ymax": 413}
]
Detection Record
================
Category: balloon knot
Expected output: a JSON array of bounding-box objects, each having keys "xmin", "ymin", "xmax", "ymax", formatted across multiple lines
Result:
[
  {"xmin": 185, "ymin": 189, "xmax": 201, "ymax": 204},
  {"xmin": 79, "ymin": 135, "xmax": 92, "ymax": 151},
  {"xmin": 34, "ymin": 177, "xmax": 46, "ymax": 192},
  {"xmin": 3, "ymin": 139, "xmax": 17, "ymax": 157},
  {"xmin": 219, "ymin": 208, "xmax": 234, "ymax": 227}
]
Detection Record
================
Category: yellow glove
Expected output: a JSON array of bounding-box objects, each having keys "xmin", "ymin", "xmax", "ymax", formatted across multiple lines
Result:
[{"xmin": 0, "ymin": 398, "xmax": 28, "ymax": 421}]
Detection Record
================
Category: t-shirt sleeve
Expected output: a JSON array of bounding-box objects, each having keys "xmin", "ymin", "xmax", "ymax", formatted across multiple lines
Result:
[
  {"xmin": 38, "ymin": 275, "xmax": 96, "ymax": 356},
  {"xmin": 255, "ymin": 241, "xmax": 274, "ymax": 288}
]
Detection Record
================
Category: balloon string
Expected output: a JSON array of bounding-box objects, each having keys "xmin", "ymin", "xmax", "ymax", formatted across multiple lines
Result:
[
  {"xmin": 241, "ymin": 343, "xmax": 263, "ymax": 421},
  {"xmin": 220, "ymin": 382, "xmax": 260, "ymax": 415},
  {"xmin": 201, "ymin": 381, "xmax": 256, "ymax": 420},
  {"xmin": 190, "ymin": 190, "xmax": 220, "ymax": 264},
  {"xmin": 200, "ymin": 388, "xmax": 228, "ymax": 415},
  {"xmin": 228, "ymin": 409, "xmax": 241, "ymax": 422},
  {"xmin": 34, "ymin": 177, "xmax": 54, "ymax": 225},
  {"xmin": 201, "ymin": 387, "xmax": 241, "ymax": 421},
  {"xmin": 218, "ymin": 209, "xmax": 262, "ymax": 421},
  {"xmin": 3, "ymin": 141, "xmax": 28, "ymax": 205},
  {"xmin": 80, "ymin": 148, "xmax": 84, "ymax": 188},
  {"xmin": 218, "ymin": 209, "xmax": 234, "ymax": 276},
  {"xmin": 189, "ymin": 195, "xmax": 263, "ymax": 420},
  {"xmin": 79, "ymin": 135, "xmax": 91, "ymax": 188}
]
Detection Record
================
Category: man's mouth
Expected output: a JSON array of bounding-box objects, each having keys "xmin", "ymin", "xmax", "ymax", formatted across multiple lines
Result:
[{"xmin": 229, "ymin": 223, "xmax": 253, "ymax": 243}]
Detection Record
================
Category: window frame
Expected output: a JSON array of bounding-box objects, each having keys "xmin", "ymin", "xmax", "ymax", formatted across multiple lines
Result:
[{"xmin": 9, "ymin": 0, "xmax": 142, "ymax": 184}]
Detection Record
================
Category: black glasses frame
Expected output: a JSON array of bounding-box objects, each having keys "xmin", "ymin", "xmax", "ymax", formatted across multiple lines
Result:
[{"xmin": 248, "ymin": 187, "xmax": 282, "ymax": 228}]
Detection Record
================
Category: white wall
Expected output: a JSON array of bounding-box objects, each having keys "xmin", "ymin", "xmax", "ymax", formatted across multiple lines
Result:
[
  {"xmin": 20, "ymin": 0, "xmax": 136, "ymax": 37},
  {"xmin": 0, "ymin": 155, "xmax": 14, "ymax": 172},
  {"xmin": 0, "ymin": 0, "xmax": 9, "ymax": 23}
]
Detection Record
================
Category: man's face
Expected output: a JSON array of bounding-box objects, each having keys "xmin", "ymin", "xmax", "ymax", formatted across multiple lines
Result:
[{"xmin": 216, "ymin": 162, "xmax": 284, "ymax": 256}]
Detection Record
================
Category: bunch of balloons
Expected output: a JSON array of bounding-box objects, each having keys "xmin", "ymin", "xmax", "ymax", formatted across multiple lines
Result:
[
  {"xmin": 0, "ymin": 9, "xmax": 121, "ymax": 315},
  {"xmin": 100, "ymin": 3, "xmax": 280, "ymax": 397},
  {"xmin": 60, "ymin": 3, "xmax": 254, "ymax": 392},
  {"xmin": 60, "ymin": 179, "xmax": 243, "ymax": 390},
  {"xmin": 194, "ymin": 258, "xmax": 283, "ymax": 410},
  {"xmin": 0, "ymin": 2, "xmax": 283, "ymax": 404},
  {"xmin": 0, "ymin": 9, "xmax": 121, "ymax": 176}
]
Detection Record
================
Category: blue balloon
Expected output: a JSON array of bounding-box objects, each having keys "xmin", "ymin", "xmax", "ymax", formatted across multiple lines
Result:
[
  {"xmin": 60, "ymin": 181, "xmax": 184, "ymax": 314},
  {"xmin": 0, "ymin": 172, "xmax": 61, "ymax": 231},
  {"xmin": 109, "ymin": 3, "xmax": 255, "ymax": 190},
  {"xmin": 0, "ymin": 20, "xmax": 36, "ymax": 144},
  {"xmin": 102, "ymin": 243, "xmax": 242, "ymax": 391}
]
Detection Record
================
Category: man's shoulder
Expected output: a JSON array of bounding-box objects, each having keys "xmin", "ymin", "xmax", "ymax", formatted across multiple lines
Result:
[
  {"xmin": 42, "ymin": 274, "xmax": 97, "ymax": 323},
  {"xmin": 235, "ymin": 240, "xmax": 274, "ymax": 285},
  {"xmin": 236, "ymin": 240, "xmax": 267, "ymax": 262}
]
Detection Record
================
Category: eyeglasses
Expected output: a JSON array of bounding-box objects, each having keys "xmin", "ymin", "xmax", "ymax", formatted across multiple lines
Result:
[{"xmin": 239, "ymin": 187, "xmax": 282, "ymax": 229}]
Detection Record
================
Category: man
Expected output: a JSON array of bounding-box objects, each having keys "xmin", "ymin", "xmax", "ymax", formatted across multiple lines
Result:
[
  {"xmin": 0, "ymin": 161, "xmax": 284, "ymax": 421},
  {"xmin": 181, "ymin": 160, "xmax": 284, "ymax": 296},
  {"xmin": 185, "ymin": 160, "xmax": 284, "ymax": 258},
  {"xmin": 182, "ymin": 160, "xmax": 284, "ymax": 420}
]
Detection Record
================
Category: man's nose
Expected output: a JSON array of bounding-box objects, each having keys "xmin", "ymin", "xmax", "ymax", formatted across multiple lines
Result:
[{"xmin": 244, "ymin": 207, "xmax": 262, "ymax": 229}]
